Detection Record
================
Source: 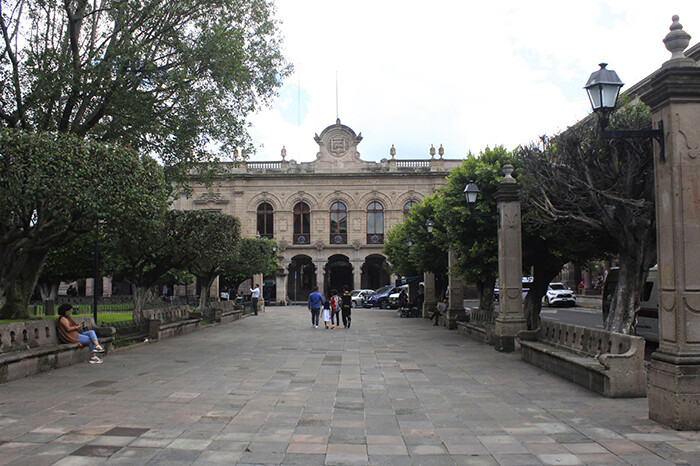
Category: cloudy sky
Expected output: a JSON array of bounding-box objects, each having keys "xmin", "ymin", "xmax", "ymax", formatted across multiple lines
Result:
[{"xmin": 247, "ymin": 1, "xmax": 700, "ymax": 163}]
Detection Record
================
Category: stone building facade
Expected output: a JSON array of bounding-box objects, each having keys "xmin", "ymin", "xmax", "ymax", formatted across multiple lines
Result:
[{"xmin": 172, "ymin": 119, "xmax": 462, "ymax": 303}]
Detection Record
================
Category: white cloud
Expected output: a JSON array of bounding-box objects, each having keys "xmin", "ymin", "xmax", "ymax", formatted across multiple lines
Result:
[{"xmin": 248, "ymin": 0, "xmax": 700, "ymax": 162}]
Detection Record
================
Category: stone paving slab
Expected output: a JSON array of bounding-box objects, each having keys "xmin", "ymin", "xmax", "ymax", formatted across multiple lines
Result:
[{"xmin": 0, "ymin": 305, "xmax": 698, "ymax": 465}]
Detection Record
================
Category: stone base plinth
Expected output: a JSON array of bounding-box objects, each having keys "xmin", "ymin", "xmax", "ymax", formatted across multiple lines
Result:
[
  {"xmin": 648, "ymin": 352, "xmax": 700, "ymax": 430},
  {"xmin": 446, "ymin": 309, "xmax": 467, "ymax": 330},
  {"xmin": 494, "ymin": 317, "xmax": 526, "ymax": 353}
]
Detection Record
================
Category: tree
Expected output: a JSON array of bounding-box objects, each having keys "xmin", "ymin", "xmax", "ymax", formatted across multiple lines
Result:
[
  {"xmin": 520, "ymin": 97, "xmax": 656, "ymax": 334},
  {"xmin": 1, "ymin": 0, "xmax": 291, "ymax": 179},
  {"xmin": 221, "ymin": 237, "xmax": 277, "ymax": 292},
  {"xmin": 36, "ymin": 233, "xmax": 95, "ymax": 300},
  {"xmin": 0, "ymin": 128, "xmax": 162, "ymax": 319},
  {"xmin": 437, "ymin": 147, "xmax": 513, "ymax": 314},
  {"xmin": 185, "ymin": 212, "xmax": 241, "ymax": 310}
]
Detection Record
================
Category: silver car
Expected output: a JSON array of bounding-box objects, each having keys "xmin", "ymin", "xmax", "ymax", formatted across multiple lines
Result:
[{"xmin": 350, "ymin": 289, "xmax": 374, "ymax": 308}]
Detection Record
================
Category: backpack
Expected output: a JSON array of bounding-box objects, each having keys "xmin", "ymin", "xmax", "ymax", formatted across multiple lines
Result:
[{"xmin": 330, "ymin": 295, "xmax": 339, "ymax": 312}]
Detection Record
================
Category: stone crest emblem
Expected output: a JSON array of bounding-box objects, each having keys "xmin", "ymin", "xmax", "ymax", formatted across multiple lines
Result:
[{"xmin": 329, "ymin": 135, "xmax": 348, "ymax": 157}]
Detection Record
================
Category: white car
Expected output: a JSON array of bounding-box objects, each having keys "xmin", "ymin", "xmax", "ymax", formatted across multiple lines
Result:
[
  {"xmin": 350, "ymin": 289, "xmax": 374, "ymax": 308},
  {"xmin": 543, "ymin": 282, "xmax": 576, "ymax": 307},
  {"xmin": 388, "ymin": 284, "xmax": 409, "ymax": 309}
]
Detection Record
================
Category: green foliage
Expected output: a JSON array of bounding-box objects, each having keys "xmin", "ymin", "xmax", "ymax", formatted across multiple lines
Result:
[
  {"xmin": 221, "ymin": 238, "xmax": 277, "ymax": 287},
  {"xmin": 437, "ymin": 147, "xmax": 514, "ymax": 285},
  {"xmin": 1, "ymin": 0, "xmax": 292, "ymax": 181},
  {"xmin": 0, "ymin": 129, "xmax": 164, "ymax": 318}
]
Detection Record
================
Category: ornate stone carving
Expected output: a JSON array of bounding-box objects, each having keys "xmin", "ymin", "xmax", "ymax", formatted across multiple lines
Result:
[{"xmin": 315, "ymin": 240, "xmax": 324, "ymax": 251}]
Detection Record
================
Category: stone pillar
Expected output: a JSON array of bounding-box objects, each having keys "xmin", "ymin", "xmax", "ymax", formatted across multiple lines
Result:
[
  {"xmin": 447, "ymin": 248, "xmax": 467, "ymax": 329},
  {"xmin": 640, "ymin": 16, "xmax": 700, "ymax": 430},
  {"xmin": 493, "ymin": 164, "xmax": 526, "ymax": 352},
  {"xmin": 276, "ymin": 271, "xmax": 288, "ymax": 305},
  {"xmin": 102, "ymin": 277, "xmax": 112, "ymax": 297},
  {"xmin": 423, "ymin": 271, "xmax": 437, "ymax": 318},
  {"xmin": 316, "ymin": 265, "xmax": 325, "ymax": 297},
  {"xmin": 354, "ymin": 261, "xmax": 363, "ymax": 291}
]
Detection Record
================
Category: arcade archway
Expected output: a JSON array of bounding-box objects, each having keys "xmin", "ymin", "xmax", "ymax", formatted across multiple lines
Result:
[
  {"xmin": 287, "ymin": 255, "xmax": 316, "ymax": 303},
  {"xmin": 362, "ymin": 254, "xmax": 390, "ymax": 290},
  {"xmin": 325, "ymin": 254, "xmax": 352, "ymax": 295}
]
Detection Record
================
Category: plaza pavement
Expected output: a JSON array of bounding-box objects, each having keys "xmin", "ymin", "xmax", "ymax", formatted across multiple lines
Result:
[{"xmin": 0, "ymin": 305, "xmax": 699, "ymax": 466}]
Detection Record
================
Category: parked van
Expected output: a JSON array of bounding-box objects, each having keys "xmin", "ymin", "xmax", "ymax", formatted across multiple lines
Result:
[{"xmin": 602, "ymin": 266, "xmax": 658, "ymax": 341}]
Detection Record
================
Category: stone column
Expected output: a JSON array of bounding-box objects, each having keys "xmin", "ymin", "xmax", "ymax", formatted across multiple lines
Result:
[
  {"xmin": 276, "ymin": 271, "xmax": 288, "ymax": 305},
  {"xmin": 423, "ymin": 271, "xmax": 437, "ymax": 318},
  {"xmin": 493, "ymin": 164, "xmax": 526, "ymax": 352},
  {"xmin": 352, "ymin": 260, "xmax": 363, "ymax": 290},
  {"xmin": 640, "ymin": 16, "xmax": 700, "ymax": 430},
  {"xmin": 316, "ymin": 265, "xmax": 325, "ymax": 297},
  {"xmin": 447, "ymin": 248, "xmax": 467, "ymax": 329}
]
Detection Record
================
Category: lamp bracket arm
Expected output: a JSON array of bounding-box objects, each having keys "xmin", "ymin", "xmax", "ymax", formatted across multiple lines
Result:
[{"xmin": 601, "ymin": 120, "xmax": 665, "ymax": 162}]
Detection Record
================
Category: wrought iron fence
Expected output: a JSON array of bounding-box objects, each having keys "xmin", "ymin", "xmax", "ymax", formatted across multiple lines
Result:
[{"xmin": 106, "ymin": 319, "xmax": 150, "ymax": 347}]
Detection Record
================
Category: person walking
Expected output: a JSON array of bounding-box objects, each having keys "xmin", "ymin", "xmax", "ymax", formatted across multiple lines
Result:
[
  {"xmin": 250, "ymin": 283, "xmax": 260, "ymax": 315},
  {"xmin": 341, "ymin": 286, "xmax": 352, "ymax": 328},
  {"xmin": 329, "ymin": 289, "xmax": 341, "ymax": 329},
  {"xmin": 322, "ymin": 298, "xmax": 331, "ymax": 329},
  {"xmin": 308, "ymin": 286, "xmax": 324, "ymax": 328}
]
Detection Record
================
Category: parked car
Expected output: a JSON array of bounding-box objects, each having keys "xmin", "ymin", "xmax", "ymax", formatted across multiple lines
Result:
[
  {"xmin": 603, "ymin": 266, "xmax": 658, "ymax": 341},
  {"xmin": 494, "ymin": 277, "xmax": 533, "ymax": 302},
  {"xmin": 350, "ymin": 289, "xmax": 374, "ymax": 308},
  {"xmin": 388, "ymin": 284, "xmax": 409, "ymax": 308},
  {"xmin": 543, "ymin": 282, "xmax": 576, "ymax": 307},
  {"xmin": 363, "ymin": 285, "xmax": 396, "ymax": 309}
]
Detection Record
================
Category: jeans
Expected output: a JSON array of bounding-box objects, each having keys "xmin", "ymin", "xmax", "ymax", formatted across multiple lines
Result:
[
  {"xmin": 77, "ymin": 330, "xmax": 99, "ymax": 352},
  {"xmin": 342, "ymin": 307, "xmax": 351, "ymax": 327},
  {"xmin": 331, "ymin": 311, "xmax": 340, "ymax": 326},
  {"xmin": 310, "ymin": 307, "xmax": 320, "ymax": 326}
]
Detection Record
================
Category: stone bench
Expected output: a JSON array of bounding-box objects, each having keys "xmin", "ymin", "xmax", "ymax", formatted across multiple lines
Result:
[
  {"xmin": 144, "ymin": 305, "xmax": 202, "ymax": 340},
  {"xmin": 457, "ymin": 307, "xmax": 496, "ymax": 345},
  {"xmin": 209, "ymin": 301, "xmax": 244, "ymax": 324},
  {"xmin": 518, "ymin": 320, "xmax": 646, "ymax": 398},
  {"xmin": 0, "ymin": 317, "xmax": 115, "ymax": 384}
]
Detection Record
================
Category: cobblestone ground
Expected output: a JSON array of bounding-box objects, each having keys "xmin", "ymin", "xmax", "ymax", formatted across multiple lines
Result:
[{"xmin": 0, "ymin": 305, "xmax": 699, "ymax": 465}]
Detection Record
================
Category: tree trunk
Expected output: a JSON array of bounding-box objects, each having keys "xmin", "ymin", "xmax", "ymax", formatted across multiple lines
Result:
[
  {"xmin": 606, "ymin": 252, "xmax": 651, "ymax": 334},
  {"xmin": 523, "ymin": 262, "xmax": 563, "ymax": 330},
  {"xmin": 197, "ymin": 276, "xmax": 216, "ymax": 310},
  {"xmin": 477, "ymin": 277, "xmax": 496, "ymax": 314},
  {"xmin": 0, "ymin": 249, "xmax": 49, "ymax": 320},
  {"xmin": 37, "ymin": 281, "xmax": 59, "ymax": 300},
  {"xmin": 132, "ymin": 285, "xmax": 153, "ymax": 321}
]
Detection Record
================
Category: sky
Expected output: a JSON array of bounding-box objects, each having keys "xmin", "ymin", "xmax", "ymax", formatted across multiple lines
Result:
[{"xmin": 247, "ymin": 0, "xmax": 700, "ymax": 163}]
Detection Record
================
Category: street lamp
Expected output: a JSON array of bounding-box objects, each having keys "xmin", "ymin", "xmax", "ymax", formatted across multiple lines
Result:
[
  {"xmin": 584, "ymin": 63, "xmax": 665, "ymax": 161},
  {"xmin": 464, "ymin": 182, "xmax": 479, "ymax": 205},
  {"xmin": 425, "ymin": 219, "xmax": 434, "ymax": 234},
  {"xmin": 406, "ymin": 237, "xmax": 413, "ymax": 247}
]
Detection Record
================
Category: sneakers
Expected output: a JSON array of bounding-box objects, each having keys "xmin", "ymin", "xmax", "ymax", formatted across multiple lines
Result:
[
  {"xmin": 315, "ymin": 325, "xmax": 318, "ymax": 328},
  {"xmin": 93, "ymin": 345, "xmax": 105, "ymax": 353},
  {"xmin": 89, "ymin": 355, "xmax": 103, "ymax": 364}
]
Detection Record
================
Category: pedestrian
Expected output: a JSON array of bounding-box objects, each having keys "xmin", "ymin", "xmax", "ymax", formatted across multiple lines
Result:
[
  {"xmin": 330, "ymin": 289, "xmax": 341, "ymax": 329},
  {"xmin": 341, "ymin": 286, "xmax": 352, "ymax": 328},
  {"xmin": 56, "ymin": 303, "xmax": 105, "ymax": 364},
  {"xmin": 322, "ymin": 298, "xmax": 331, "ymax": 329},
  {"xmin": 308, "ymin": 286, "xmax": 324, "ymax": 328},
  {"xmin": 250, "ymin": 283, "xmax": 260, "ymax": 315}
]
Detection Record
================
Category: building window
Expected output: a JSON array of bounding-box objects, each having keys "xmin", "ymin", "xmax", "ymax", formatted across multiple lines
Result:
[
  {"xmin": 403, "ymin": 200, "xmax": 417, "ymax": 217},
  {"xmin": 257, "ymin": 202, "xmax": 274, "ymax": 239},
  {"xmin": 293, "ymin": 202, "xmax": 310, "ymax": 244},
  {"xmin": 330, "ymin": 201, "xmax": 347, "ymax": 244},
  {"xmin": 367, "ymin": 201, "xmax": 384, "ymax": 244}
]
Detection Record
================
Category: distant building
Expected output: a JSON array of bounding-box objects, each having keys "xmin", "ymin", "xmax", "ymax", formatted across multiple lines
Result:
[{"xmin": 172, "ymin": 119, "xmax": 463, "ymax": 303}]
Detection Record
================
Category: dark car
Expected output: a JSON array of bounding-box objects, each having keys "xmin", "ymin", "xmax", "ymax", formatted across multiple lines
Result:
[{"xmin": 363, "ymin": 285, "xmax": 396, "ymax": 309}]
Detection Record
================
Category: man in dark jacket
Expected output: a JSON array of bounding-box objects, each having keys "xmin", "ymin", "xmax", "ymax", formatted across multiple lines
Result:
[{"xmin": 341, "ymin": 286, "xmax": 352, "ymax": 328}]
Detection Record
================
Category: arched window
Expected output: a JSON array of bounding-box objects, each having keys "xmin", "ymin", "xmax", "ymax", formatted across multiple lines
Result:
[
  {"xmin": 293, "ymin": 202, "xmax": 310, "ymax": 244},
  {"xmin": 367, "ymin": 201, "xmax": 384, "ymax": 244},
  {"xmin": 257, "ymin": 203, "xmax": 274, "ymax": 239},
  {"xmin": 403, "ymin": 200, "xmax": 417, "ymax": 217},
  {"xmin": 330, "ymin": 201, "xmax": 347, "ymax": 244}
]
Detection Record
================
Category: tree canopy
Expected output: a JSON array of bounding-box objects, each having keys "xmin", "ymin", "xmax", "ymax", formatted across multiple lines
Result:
[
  {"xmin": 0, "ymin": 128, "xmax": 164, "ymax": 318},
  {"xmin": 1, "ymin": 0, "xmax": 291, "ymax": 179}
]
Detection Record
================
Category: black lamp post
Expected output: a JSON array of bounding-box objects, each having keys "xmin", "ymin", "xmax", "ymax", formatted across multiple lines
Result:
[
  {"xmin": 584, "ymin": 63, "xmax": 665, "ymax": 161},
  {"xmin": 464, "ymin": 181, "xmax": 480, "ymax": 205},
  {"xmin": 406, "ymin": 236, "xmax": 413, "ymax": 248},
  {"xmin": 425, "ymin": 219, "xmax": 434, "ymax": 234}
]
